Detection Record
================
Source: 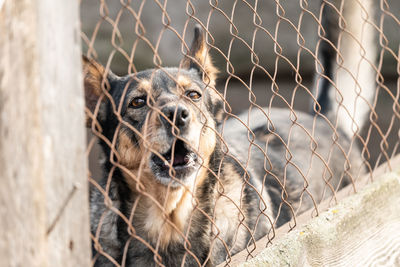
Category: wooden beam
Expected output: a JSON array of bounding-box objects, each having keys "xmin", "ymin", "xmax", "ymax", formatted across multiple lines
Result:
[
  {"xmin": 0, "ymin": 1, "xmax": 90, "ymax": 266},
  {"xmin": 223, "ymin": 155, "xmax": 400, "ymax": 266},
  {"xmin": 236, "ymin": 167, "xmax": 400, "ymax": 266}
]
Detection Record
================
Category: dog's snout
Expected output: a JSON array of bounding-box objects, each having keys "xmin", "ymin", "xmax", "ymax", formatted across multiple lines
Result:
[{"xmin": 160, "ymin": 105, "xmax": 190, "ymax": 129}]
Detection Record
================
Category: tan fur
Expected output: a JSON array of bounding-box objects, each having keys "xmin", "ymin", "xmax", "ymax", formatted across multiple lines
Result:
[
  {"xmin": 118, "ymin": 153, "xmax": 191, "ymax": 248},
  {"xmin": 117, "ymin": 132, "xmax": 144, "ymax": 169},
  {"xmin": 182, "ymin": 32, "xmax": 218, "ymax": 87},
  {"xmin": 82, "ymin": 56, "xmax": 108, "ymax": 126},
  {"xmin": 117, "ymin": 110, "xmax": 215, "ymax": 249},
  {"xmin": 82, "ymin": 56, "xmax": 105, "ymax": 96},
  {"xmin": 122, "ymin": 166, "xmax": 210, "ymax": 249},
  {"xmin": 137, "ymin": 79, "xmax": 152, "ymax": 92},
  {"xmin": 194, "ymin": 44, "xmax": 218, "ymax": 86},
  {"xmin": 177, "ymin": 75, "xmax": 192, "ymax": 90},
  {"xmin": 141, "ymin": 187, "xmax": 191, "ymax": 247},
  {"xmin": 197, "ymin": 123, "xmax": 216, "ymax": 175}
]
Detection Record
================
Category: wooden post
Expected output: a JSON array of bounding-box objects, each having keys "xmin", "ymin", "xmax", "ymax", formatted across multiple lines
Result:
[{"xmin": 0, "ymin": 1, "xmax": 90, "ymax": 266}]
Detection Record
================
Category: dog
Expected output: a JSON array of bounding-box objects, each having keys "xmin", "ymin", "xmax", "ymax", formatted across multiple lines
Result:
[{"xmin": 85, "ymin": 3, "xmax": 374, "ymax": 266}]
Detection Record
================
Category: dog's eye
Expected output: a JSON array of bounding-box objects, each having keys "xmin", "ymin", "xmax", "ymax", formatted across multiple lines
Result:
[
  {"xmin": 186, "ymin": 90, "xmax": 202, "ymax": 101},
  {"xmin": 130, "ymin": 96, "xmax": 146, "ymax": 108}
]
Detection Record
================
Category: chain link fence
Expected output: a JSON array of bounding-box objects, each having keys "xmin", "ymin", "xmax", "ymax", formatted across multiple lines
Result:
[{"xmin": 81, "ymin": 0, "xmax": 400, "ymax": 266}]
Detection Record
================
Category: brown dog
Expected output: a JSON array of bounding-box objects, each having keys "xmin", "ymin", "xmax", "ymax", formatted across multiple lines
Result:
[{"xmin": 85, "ymin": 21, "xmax": 367, "ymax": 266}]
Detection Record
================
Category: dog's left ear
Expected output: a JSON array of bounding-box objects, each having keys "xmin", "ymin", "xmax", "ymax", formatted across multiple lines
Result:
[{"xmin": 182, "ymin": 25, "xmax": 218, "ymax": 86}]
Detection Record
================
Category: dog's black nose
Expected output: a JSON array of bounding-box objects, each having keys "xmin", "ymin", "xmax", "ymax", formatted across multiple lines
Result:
[{"xmin": 160, "ymin": 105, "xmax": 190, "ymax": 130}]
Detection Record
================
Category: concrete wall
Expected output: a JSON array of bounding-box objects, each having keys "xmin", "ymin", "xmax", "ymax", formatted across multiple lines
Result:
[{"xmin": 80, "ymin": 0, "xmax": 399, "ymax": 77}]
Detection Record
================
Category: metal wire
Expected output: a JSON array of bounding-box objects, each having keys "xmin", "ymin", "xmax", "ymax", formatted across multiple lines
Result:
[{"xmin": 81, "ymin": 0, "xmax": 400, "ymax": 266}]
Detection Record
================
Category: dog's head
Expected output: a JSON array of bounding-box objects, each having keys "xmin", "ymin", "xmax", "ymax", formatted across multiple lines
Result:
[{"xmin": 83, "ymin": 25, "xmax": 224, "ymax": 189}]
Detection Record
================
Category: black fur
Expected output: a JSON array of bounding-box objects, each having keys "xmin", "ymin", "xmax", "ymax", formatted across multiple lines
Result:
[{"xmin": 86, "ymin": 22, "xmax": 365, "ymax": 267}]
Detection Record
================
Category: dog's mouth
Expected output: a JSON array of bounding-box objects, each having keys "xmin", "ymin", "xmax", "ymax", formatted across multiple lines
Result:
[{"xmin": 150, "ymin": 139, "xmax": 199, "ymax": 185}]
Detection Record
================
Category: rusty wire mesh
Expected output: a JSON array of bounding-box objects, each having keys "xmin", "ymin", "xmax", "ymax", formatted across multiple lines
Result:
[{"xmin": 80, "ymin": 0, "xmax": 400, "ymax": 266}]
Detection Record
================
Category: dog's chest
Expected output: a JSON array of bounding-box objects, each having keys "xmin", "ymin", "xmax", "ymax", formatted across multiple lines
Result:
[{"xmin": 120, "ymin": 190, "xmax": 212, "ymax": 265}]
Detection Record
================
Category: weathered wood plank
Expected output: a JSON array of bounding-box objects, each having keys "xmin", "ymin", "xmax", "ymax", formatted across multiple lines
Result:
[
  {"xmin": 235, "ymin": 170, "xmax": 400, "ymax": 267},
  {"xmin": 225, "ymin": 155, "xmax": 400, "ymax": 267},
  {"xmin": 0, "ymin": 1, "xmax": 90, "ymax": 266}
]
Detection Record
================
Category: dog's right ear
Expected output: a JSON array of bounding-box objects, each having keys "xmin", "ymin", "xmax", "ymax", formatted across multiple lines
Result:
[{"xmin": 82, "ymin": 56, "xmax": 111, "ymax": 127}]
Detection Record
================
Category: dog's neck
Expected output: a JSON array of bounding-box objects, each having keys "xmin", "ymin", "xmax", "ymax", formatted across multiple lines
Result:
[{"xmin": 121, "ymin": 163, "xmax": 211, "ymax": 249}]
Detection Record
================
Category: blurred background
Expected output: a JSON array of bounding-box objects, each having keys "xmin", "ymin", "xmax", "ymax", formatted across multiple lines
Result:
[{"xmin": 80, "ymin": 0, "xmax": 400, "ymax": 180}]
